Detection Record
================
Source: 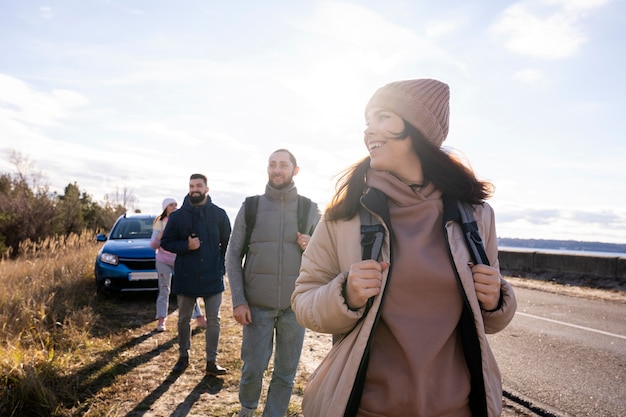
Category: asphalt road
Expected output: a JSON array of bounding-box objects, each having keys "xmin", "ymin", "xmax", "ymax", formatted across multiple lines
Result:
[{"xmin": 488, "ymin": 286, "xmax": 626, "ymax": 417}]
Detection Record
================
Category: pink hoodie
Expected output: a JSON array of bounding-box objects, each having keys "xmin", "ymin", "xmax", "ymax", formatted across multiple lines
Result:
[{"xmin": 149, "ymin": 217, "xmax": 176, "ymax": 266}]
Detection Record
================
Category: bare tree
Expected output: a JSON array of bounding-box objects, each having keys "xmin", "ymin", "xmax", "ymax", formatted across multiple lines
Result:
[
  {"xmin": 104, "ymin": 186, "xmax": 138, "ymax": 212},
  {"xmin": 6, "ymin": 149, "xmax": 46, "ymax": 190}
]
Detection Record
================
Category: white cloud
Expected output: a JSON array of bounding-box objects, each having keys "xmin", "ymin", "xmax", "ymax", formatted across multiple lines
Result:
[
  {"xmin": 491, "ymin": 0, "xmax": 610, "ymax": 59},
  {"xmin": 492, "ymin": 203, "xmax": 626, "ymax": 243},
  {"xmin": 296, "ymin": 0, "xmax": 465, "ymax": 74},
  {"xmin": 426, "ymin": 20, "xmax": 459, "ymax": 38},
  {"xmin": 102, "ymin": 0, "xmax": 145, "ymax": 15},
  {"xmin": 0, "ymin": 74, "xmax": 89, "ymax": 127},
  {"xmin": 104, "ymin": 59, "xmax": 243, "ymax": 85},
  {"xmin": 513, "ymin": 68, "xmax": 546, "ymax": 84},
  {"xmin": 547, "ymin": 0, "xmax": 612, "ymax": 13},
  {"xmin": 39, "ymin": 6, "xmax": 53, "ymax": 19}
]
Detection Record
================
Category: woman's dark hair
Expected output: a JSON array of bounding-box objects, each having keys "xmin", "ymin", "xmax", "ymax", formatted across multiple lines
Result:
[
  {"xmin": 325, "ymin": 157, "xmax": 370, "ymax": 221},
  {"xmin": 154, "ymin": 206, "xmax": 170, "ymax": 224},
  {"xmin": 325, "ymin": 120, "xmax": 493, "ymax": 221}
]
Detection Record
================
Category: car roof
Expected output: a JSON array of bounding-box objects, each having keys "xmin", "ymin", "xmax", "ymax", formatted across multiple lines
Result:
[{"xmin": 120, "ymin": 212, "xmax": 156, "ymax": 219}]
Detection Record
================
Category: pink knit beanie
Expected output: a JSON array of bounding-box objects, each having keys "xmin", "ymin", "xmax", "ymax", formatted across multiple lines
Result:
[
  {"xmin": 365, "ymin": 78, "xmax": 450, "ymax": 147},
  {"xmin": 161, "ymin": 197, "xmax": 177, "ymax": 210}
]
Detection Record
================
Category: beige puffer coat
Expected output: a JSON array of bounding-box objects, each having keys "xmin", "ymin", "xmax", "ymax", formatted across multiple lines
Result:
[{"xmin": 291, "ymin": 190, "xmax": 517, "ymax": 417}]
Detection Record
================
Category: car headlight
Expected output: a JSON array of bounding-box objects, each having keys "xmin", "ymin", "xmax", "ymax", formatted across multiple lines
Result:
[{"xmin": 100, "ymin": 252, "xmax": 119, "ymax": 266}]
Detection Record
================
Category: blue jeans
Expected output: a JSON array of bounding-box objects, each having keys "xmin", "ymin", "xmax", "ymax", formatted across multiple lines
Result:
[
  {"xmin": 239, "ymin": 306, "xmax": 305, "ymax": 417},
  {"xmin": 177, "ymin": 292, "xmax": 222, "ymax": 361},
  {"xmin": 155, "ymin": 261, "xmax": 202, "ymax": 319}
]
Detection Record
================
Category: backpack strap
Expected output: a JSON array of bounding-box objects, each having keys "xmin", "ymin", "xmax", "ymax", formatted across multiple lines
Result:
[
  {"xmin": 442, "ymin": 196, "xmax": 491, "ymax": 416},
  {"xmin": 457, "ymin": 200, "xmax": 490, "ymax": 266},
  {"xmin": 241, "ymin": 195, "xmax": 260, "ymax": 259},
  {"xmin": 296, "ymin": 195, "xmax": 312, "ymax": 235},
  {"xmin": 343, "ymin": 205, "xmax": 386, "ymax": 416},
  {"xmin": 359, "ymin": 207, "xmax": 384, "ymax": 261}
]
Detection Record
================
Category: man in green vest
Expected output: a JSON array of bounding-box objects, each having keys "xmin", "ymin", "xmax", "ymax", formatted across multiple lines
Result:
[{"xmin": 226, "ymin": 149, "xmax": 321, "ymax": 417}]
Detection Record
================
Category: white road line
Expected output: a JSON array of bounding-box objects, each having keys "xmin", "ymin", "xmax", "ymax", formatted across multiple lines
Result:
[{"xmin": 516, "ymin": 312, "xmax": 626, "ymax": 340}]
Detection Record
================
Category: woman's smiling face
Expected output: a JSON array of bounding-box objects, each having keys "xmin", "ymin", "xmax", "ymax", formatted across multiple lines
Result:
[{"xmin": 364, "ymin": 107, "xmax": 417, "ymax": 175}]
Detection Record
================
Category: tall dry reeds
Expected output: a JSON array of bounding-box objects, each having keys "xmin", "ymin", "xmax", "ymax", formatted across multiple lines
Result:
[{"xmin": 0, "ymin": 230, "xmax": 101, "ymax": 416}]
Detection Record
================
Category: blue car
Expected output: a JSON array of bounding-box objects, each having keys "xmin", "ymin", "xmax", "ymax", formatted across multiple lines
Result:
[{"xmin": 95, "ymin": 213, "xmax": 158, "ymax": 292}]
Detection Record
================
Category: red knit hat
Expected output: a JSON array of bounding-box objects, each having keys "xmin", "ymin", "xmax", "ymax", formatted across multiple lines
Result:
[{"xmin": 365, "ymin": 79, "xmax": 450, "ymax": 147}]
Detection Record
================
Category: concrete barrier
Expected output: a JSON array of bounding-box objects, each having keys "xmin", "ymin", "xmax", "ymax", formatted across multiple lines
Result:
[
  {"xmin": 498, "ymin": 249, "xmax": 626, "ymax": 280},
  {"xmin": 618, "ymin": 258, "xmax": 626, "ymax": 280}
]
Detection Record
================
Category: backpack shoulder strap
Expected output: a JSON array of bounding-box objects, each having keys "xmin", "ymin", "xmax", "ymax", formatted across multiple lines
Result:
[
  {"xmin": 457, "ymin": 200, "xmax": 490, "ymax": 266},
  {"xmin": 343, "ymin": 204, "xmax": 387, "ymax": 415},
  {"xmin": 241, "ymin": 195, "xmax": 260, "ymax": 258},
  {"xmin": 297, "ymin": 195, "xmax": 312, "ymax": 235},
  {"xmin": 359, "ymin": 206, "xmax": 385, "ymax": 261}
]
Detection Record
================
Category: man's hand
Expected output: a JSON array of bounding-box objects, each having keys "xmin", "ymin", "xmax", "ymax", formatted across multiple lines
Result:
[
  {"xmin": 469, "ymin": 263, "xmax": 502, "ymax": 311},
  {"xmin": 344, "ymin": 260, "xmax": 390, "ymax": 309},
  {"xmin": 188, "ymin": 235, "xmax": 200, "ymax": 250},
  {"xmin": 297, "ymin": 232, "xmax": 311, "ymax": 251},
  {"xmin": 233, "ymin": 304, "xmax": 252, "ymax": 325}
]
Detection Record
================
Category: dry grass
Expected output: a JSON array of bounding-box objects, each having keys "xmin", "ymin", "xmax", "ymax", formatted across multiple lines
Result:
[
  {"xmin": 0, "ymin": 233, "xmax": 328, "ymax": 417},
  {"xmin": 0, "ymin": 231, "xmax": 102, "ymax": 416}
]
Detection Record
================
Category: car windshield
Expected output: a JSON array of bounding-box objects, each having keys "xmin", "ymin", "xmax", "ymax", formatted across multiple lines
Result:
[{"xmin": 109, "ymin": 217, "xmax": 154, "ymax": 239}]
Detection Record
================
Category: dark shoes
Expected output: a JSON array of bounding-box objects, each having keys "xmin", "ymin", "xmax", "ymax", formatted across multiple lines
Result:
[
  {"xmin": 205, "ymin": 361, "xmax": 227, "ymax": 376},
  {"xmin": 172, "ymin": 356, "xmax": 189, "ymax": 373},
  {"xmin": 173, "ymin": 357, "xmax": 225, "ymax": 375}
]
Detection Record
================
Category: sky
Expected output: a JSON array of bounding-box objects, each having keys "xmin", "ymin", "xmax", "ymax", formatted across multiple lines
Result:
[{"xmin": 1, "ymin": 0, "xmax": 625, "ymax": 244}]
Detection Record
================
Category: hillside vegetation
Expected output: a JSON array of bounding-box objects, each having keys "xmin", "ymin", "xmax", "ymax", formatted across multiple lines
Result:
[{"xmin": 0, "ymin": 150, "xmax": 134, "ymax": 259}]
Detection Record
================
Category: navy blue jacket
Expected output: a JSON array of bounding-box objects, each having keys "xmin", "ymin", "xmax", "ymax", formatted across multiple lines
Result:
[{"xmin": 161, "ymin": 194, "xmax": 231, "ymax": 297}]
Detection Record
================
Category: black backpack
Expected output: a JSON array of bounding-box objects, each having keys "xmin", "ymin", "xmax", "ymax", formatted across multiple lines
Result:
[{"xmin": 240, "ymin": 195, "xmax": 312, "ymax": 258}]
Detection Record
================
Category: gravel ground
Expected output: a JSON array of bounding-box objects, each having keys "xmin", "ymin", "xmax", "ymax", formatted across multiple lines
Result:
[{"xmin": 72, "ymin": 273, "xmax": 623, "ymax": 416}]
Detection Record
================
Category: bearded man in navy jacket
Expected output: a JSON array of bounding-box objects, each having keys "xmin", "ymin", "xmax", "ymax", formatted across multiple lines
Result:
[{"xmin": 161, "ymin": 173, "xmax": 231, "ymax": 375}]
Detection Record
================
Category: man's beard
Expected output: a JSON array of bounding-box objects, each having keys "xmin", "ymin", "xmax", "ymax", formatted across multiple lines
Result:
[
  {"xmin": 269, "ymin": 175, "xmax": 293, "ymax": 190},
  {"xmin": 189, "ymin": 193, "xmax": 205, "ymax": 204}
]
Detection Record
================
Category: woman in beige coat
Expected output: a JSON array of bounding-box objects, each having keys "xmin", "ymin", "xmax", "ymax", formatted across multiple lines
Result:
[{"xmin": 291, "ymin": 79, "xmax": 517, "ymax": 417}]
